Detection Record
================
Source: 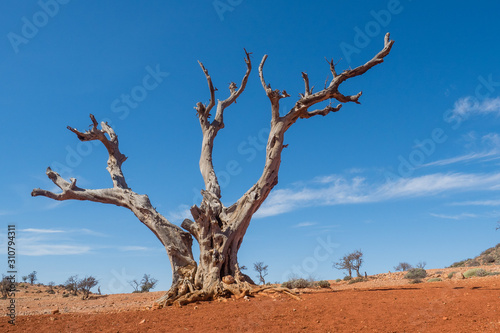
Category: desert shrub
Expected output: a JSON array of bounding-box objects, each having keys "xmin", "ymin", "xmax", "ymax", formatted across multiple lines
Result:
[
  {"xmin": 281, "ymin": 278, "xmax": 314, "ymax": 289},
  {"xmin": 434, "ymin": 271, "xmax": 443, "ymax": 275},
  {"xmin": 409, "ymin": 279, "xmax": 423, "ymax": 284},
  {"xmin": 62, "ymin": 293, "xmax": 69, "ymax": 298},
  {"xmin": 343, "ymin": 275, "xmax": 352, "ymax": 281},
  {"xmin": 447, "ymin": 272, "xmax": 457, "ymax": 279},
  {"xmin": 427, "ymin": 278, "xmax": 442, "ymax": 282},
  {"xmin": 481, "ymin": 248, "xmax": 493, "ymax": 256},
  {"xmin": 78, "ymin": 276, "xmax": 98, "ymax": 299},
  {"xmin": 0, "ymin": 276, "xmax": 14, "ymax": 299},
  {"xmin": 448, "ymin": 260, "xmax": 466, "ymax": 268},
  {"xmin": 315, "ymin": 280, "xmax": 330, "ymax": 288},
  {"xmin": 467, "ymin": 260, "xmax": 480, "ymax": 267},
  {"xmin": 483, "ymin": 255, "xmax": 496, "ymax": 264},
  {"xmin": 128, "ymin": 274, "xmax": 159, "ymax": 293},
  {"xmin": 65, "ymin": 276, "xmax": 79, "ymax": 296},
  {"xmin": 335, "ymin": 278, "xmax": 341, "ymax": 283},
  {"xmin": 292, "ymin": 278, "xmax": 312, "ymax": 288},
  {"xmin": 404, "ymin": 268, "xmax": 427, "ymax": 280},
  {"xmin": 463, "ymin": 268, "xmax": 487, "ymax": 278},
  {"xmin": 348, "ymin": 277, "xmax": 365, "ymax": 284},
  {"xmin": 488, "ymin": 272, "xmax": 500, "ymax": 276}
]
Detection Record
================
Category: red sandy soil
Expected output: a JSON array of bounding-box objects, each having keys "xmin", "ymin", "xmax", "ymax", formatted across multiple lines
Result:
[{"xmin": 1, "ymin": 266, "xmax": 499, "ymax": 332}]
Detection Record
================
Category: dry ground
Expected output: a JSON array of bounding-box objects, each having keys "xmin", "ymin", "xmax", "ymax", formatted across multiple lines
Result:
[{"xmin": 1, "ymin": 266, "xmax": 499, "ymax": 332}]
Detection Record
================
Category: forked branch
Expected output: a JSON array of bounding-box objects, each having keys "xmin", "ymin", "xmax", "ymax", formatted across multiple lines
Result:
[{"xmin": 67, "ymin": 114, "xmax": 128, "ymax": 189}]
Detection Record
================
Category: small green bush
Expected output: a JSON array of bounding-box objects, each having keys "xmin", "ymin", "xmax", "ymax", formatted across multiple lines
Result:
[
  {"xmin": 348, "ymin": 277, "xmax": 365, "ymax": 284},
  {"xmin": 404, "ymin": 268, "xmax": 427, "ymax": 280},
  {"xmin": 409, "ymin": 279, "xmax": 423, "ymax": 284},
  {"xmin": 335, "ymin": 279, "xmax": 341, "ymax": 283},
  {"xmin": 343, "ymin": 276, "xmax": 352, "ymax": 281},
  {"xmin": 447, "ymin": 271, "xmax": 457, "ymax": 279},
  {"xmin": 315, "ymin": 280, "xmax": 330, "ymax": 288},
  {"xmin": 463, "ymin": 268, "xmax": 487, "ymax": 278},
  {"xmin": 427, "ymin": 278, "xmax": 442, "ymax": 282},
  {"xmin": 488, "ymin": 272, "xmax": 500, "ymax": 276}
]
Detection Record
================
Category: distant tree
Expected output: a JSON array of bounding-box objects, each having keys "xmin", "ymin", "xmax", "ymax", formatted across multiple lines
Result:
[
  {"xmin": 27, "ymin": 271, "xmax": 37, "ymax": 285},
  {"xmin": 394, "ymin": 262, "xmax": 413, "ymax": 271},
  {"xmin": 128, "ymin": 279, "xmax": 140, "ymax": 293},
  {"xmin": 334, "ymin": 250, "xmax": 364, "ymax": 278},
  {"xmin": 349, "ymin": 250, "xmax": 364, "ymax": 277},
  {"xmin": 415, "ymin": 261, "xmax": 427, "ymax": 269},
  {"xmin": 78, "ymin": 276, "xmax": 98, "ymax": 299},
  {"xmin": 253, "ymin": 262, "xmax": 269, "ymax": 285},
  {"xmin": 64, "ymin": 275, "xmax": 79, "ymax": 296},
  {"xmin": 21, "ymin": 276, "xmax": 28, "ymax": 283},
  {"xmin": 334, "ymin": 256, "xmax": 352, "ymax": 277},
  {"xmin": 239, "ymin": 265, "xmax": 247, "ymax": 271},
  {"xmin": 140, "ymin": 274, "xmax": 158, "ymax": 292},
  {"xmin": 128, "ymin": 274, "xmax": 158, "ymax": 293}
]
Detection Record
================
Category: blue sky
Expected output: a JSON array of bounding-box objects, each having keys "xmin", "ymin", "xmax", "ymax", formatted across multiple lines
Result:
[{"xmin": 1, "ymin": 0, "xmax": 500, "ymax": 294}]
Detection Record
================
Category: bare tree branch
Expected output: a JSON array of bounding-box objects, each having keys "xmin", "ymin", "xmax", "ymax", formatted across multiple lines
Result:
[
  {"xmin": 67, "ymin": 114, "xmax": 128, "ymax": 189},
  {"xmin": 235, "ymin": 34, "xmax": 394, "ymax": 224},
  {"xmin": 195, "ymin": 50, "xmax": 254, "ymax": 198},
  {"xmin": 196, "ymin": 61, "xmax": 216, "ymax": 121},
  {"xmin": 325, "ymin": 57, "xmax": 338, "ymax": 78},
  {"xmin": 32, "ymin": 117, "xmax": 197, "ymax": 289},
  {"xmin": 258, "ymin": 55, "xmax": 290, "ymax": 123},
  {"xmin": 218, "ymin": 49, "xmax": 252, "ymax": 111}
]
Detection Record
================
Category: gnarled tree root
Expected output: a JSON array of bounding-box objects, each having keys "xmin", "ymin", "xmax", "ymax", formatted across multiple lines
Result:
[{"xmin": 154, "ymin": 282, "xmax": 301, "ymax": 308}]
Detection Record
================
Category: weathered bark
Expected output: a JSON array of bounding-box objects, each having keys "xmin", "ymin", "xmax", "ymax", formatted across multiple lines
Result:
[{"xmin": 33, "ymin": 34, "xmax": 394, "ymax": 307}]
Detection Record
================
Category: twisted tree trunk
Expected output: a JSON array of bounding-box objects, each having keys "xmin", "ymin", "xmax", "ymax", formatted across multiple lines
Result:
[{"xmin": 32, "ymin": 34, "xmax": 394, "ymax": 307}]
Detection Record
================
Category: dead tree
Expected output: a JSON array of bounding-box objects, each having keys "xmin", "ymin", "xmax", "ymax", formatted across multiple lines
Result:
[
  {"xmin": 33, "ymin": 34, "xmax": 394, "ymax": 306},
  {"xmin": 253, "ymin": 262, "xmax": 269, "ymax": 285}
]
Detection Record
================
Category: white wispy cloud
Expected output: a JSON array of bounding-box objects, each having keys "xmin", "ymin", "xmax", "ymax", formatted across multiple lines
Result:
[
  {"xmin": 421, "ymin": 150, "xmax": 500, "ymax": 168},
  {"xmin": 118, "ymin": 246, "xmax": 149, "ymax": 251},
  {"xmin": 19, "ymin": 244, "xmax": 92, "ymax": 256},
  {"xmin": 451, "ymin": 199, "xmax": 500, "ymax": 206},
  {"xmin": 451, "ymin": 96, "xmax": 500, "ymax": 119},
  {"xmin": 167, "ymin": 205, "xmax": 192, "ymax": 223},
  {"xmin": 255, "ymin": 172, "xmax": 500, "ymax": 218},
  {"xmin": 20, "ymin": 228, "xmax": 65, "ymax": 234},
  {"xmin": 429, "ymin": 213, "xmax": 479, "ymax": 220},
  {"xmin": 292, "ymin": 222, "xmax": 317, "ymax": 228}
]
